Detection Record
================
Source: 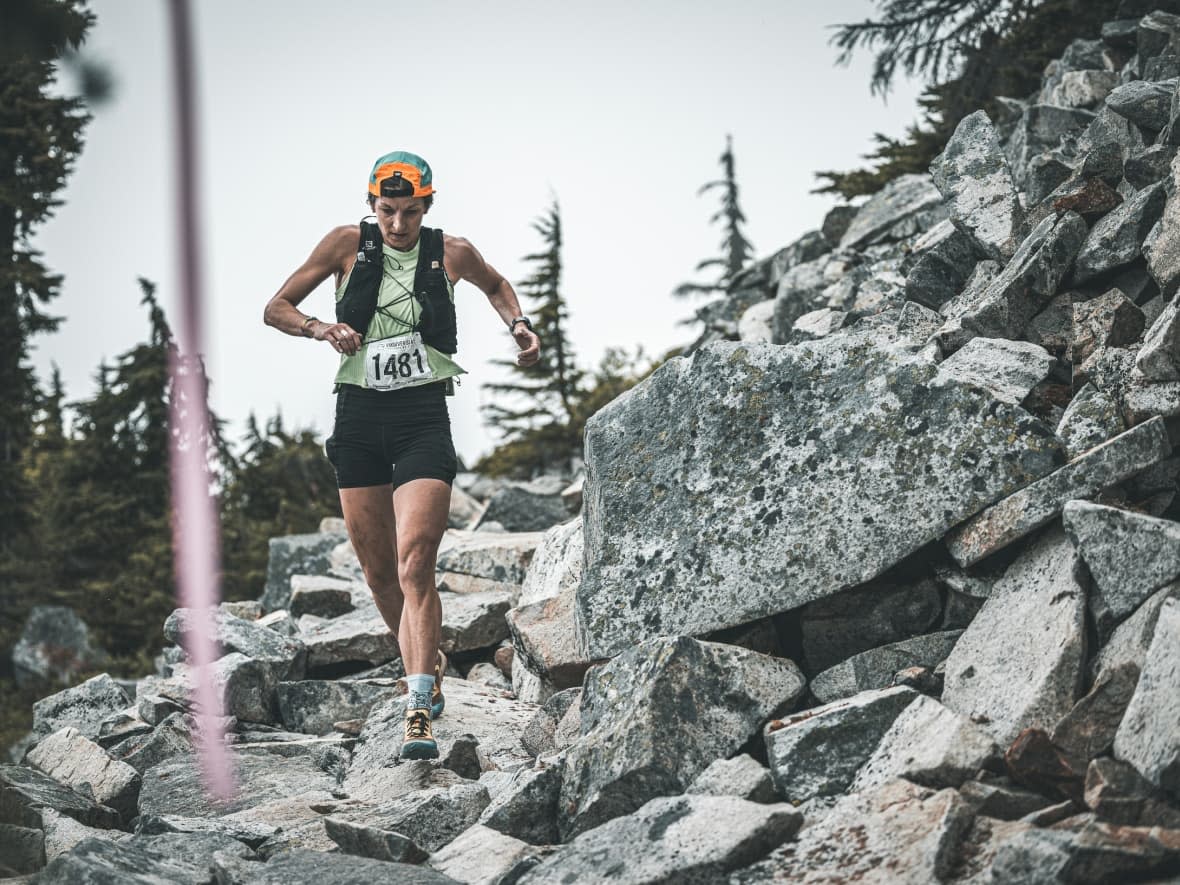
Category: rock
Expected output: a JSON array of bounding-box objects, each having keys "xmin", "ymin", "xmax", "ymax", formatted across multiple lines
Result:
[
  {"xmin": 959, "ymin": 778, "xmax": 1057, "ymax": 820},
  {"xmin": 1063, "ymin": 499, "xmax": 1180, "ymax": 634},
  {"xmin": 945, "ymin": 416, "xmax": 1171, "ymax": 566},
  {"xmin": 685, "ymin": 754, "xmax": 778, "ymax": 804},
  {"xmin": 838, "ymin": 174, "xmax": 946, "ymax": 251},
  {"xmin": 522, "ymin": 795, "xmax": 801, "ymax": 885},
  {"xmin": 946, "ymin": 211, "xmax": 1088, "ymax": 348},
  {"xmin": 1050, "ymin": 178, "xmax": 1124, "ymax": 225},
  {"xmin": 738, "ymin": 299, "xmax": 775, "ymax": 343},
  {"xmin": 171, "ymin": 653, "xmax": 276, "ymax": 724},
  {"xmin": 31, "ymin": 674, "xmax": 130, "ymax": 742},
  {"xmin": 1052, "ymin": 665, "xmax": 1143, "ymax": 769},
  {"xmin": 581, "ymin": 330, "xmax": 1064, "ymax": 658},
  {"xmin": 448, "ymin": 482, "xmax": 482, "ymax": 528},
  {"xmin": 478, "ymin": 762, "xmax": 562, "ymax": 845},
  {"xmin": 274, "ymin": 679, "xmax": 395, "ymax": 735},
  {"xmin": 935, "ymin": 337, "xmax": 1054, "ymax": 405},
  {"xmin": 1125, "ymin": 144, "xmax": 1176, "ymax": 188},
  {"xmin": 559, "ymin": 636, "xmax": 805, "ymax": 837},
  {"xmin": 1147, "ymin": 154, "xmax": 1180, "ymax": 299},
  {"xmin": 732, "ymin": 779, "xmax": 974, "ymax": 884},
  {"xmin": 1007, "ymin": 105, "xmax": 1095, "ymax": 190},
  {"xmin": 896, "ymin": 300, "xmax": 943, "ymax": 342},
  {"xmin": 1106, "ymin": 78, "xmax": 1176, "ymax": 130},
  {"xmin": 478, "ymin": 477, "xmax": 569, "ymax": 533},
  {"xmin": 943, "ymin": 524, "xmax": 1087, "ymax": 745},
  {"xmin": 0, "ymin": 763, "xmax": 120, "ymax": 830},
  {"xmin": 262, "ymin": 530, "xmax": 347, "ymax": 612},
  {"xmin": 0, "ymin": 822, "xmax": 45, "ymax": 875},
  {"xmin": 212, "ymin": 848, "xmax": 462, "ymax": 885},
  {"xmin": 297, "ymin": 609, "xmax": 398, "ymax": 670},
  {"xmin": 325, "ymin": 781, "xmax": 489, "ymax": 860},
  {"xmin": 1114, "ymin": 595, "xmax": 1180, "ymax": 794},
  {"xmin": 1085, "ymin": 756, "xmax": 1180, "ymax": 828},
  {"xmin": 521, "ymin": 688, "xmax": 581, "ymax": 757},
  {"xmin": 1057, "ymin": 383, "xmax": 1125, "ymax": 457},
  {"xmin": 901, "ymin": 221, "xmax": 983, "ymax": 311},
  {"xmin": 851, "ymin": 693, "xmax": 999, "ymax": 792},
  {"xmin": 11, "ymin": 606, "xmax": 106, "ymax": 688},
  {"xmin": 1074, "ymin": 183, "xmax": 1168, "ymax": 284},
  {"xmin": 764, "ymin": 686, "xmax": 918, "ymax": 802},
  {"xmin": 988, "ymin": 820, "xmax": 1180, "ymax": 883},
  {"xmin": 931, "ymin": 110, "xmax": 1026, "ymax": 261},
  {"xmin": 464, "ymin": 662, "xmax": 511, "ymax": 692},
  {"xmin": 810, "ymin": 631, "xmax": 963, "ymax": 704},
  {"xmin": 1052, "ymin": 70, "xmax": 1120, "ymax": 108},
  {"xmin": 513, "ymin": 519, "xmax": 580, "ymax": 609},
  {"xmin": 1070, "ymin": 288, "xmax": 1147, "ymax": 366},
  {"xmin": 511, "ymin": 655, "xmax": 552, "ymax": 706},
  {"xmin": 163, "ymin": 608, "xmax": 306, "ymax": 681},
  {"xmin": 109, "ymin": 711, "xmax": 192, "ymax": 774},
  {"xmin": 507, "ymin": 591, "xmax": 590, "ymax": 694},
  {"xmin": 1003, "ymin": 727, "xmax": 1084, "ymax": 804},
  {"xmin": 439, "ymin": 589, "xmax": 512, "ymax": 654},
  {"xmin": 344, "ymin": 679, "xmax": 537, "ymax": 801},
  {"xmin": 772, "ymin": 254, "xmax": 832, "ymax": 343},
  {"xmin": 428, "ymin": 825, "xmax": 547, "ymax": 884},
  {"xmin": 493, "ymin": 645, "xmax": 514, "ymax": 679},
  {"xmin": 1092, "ymin": 580, "xmax": 1180, "ymax": 683},
  {"xmin": 34, "ymin": 833, "xmax": 251, "ymax": 885},
  {"xmin": 137, "ymin": 752, "xmax": 335, "ymax": 819},
  {"xmin": 287, "ymin": 584, "xmax": 353, "ymax": 619},
  {"xmin": 135, "ymin": 812, "xmax": 278, "ymax": 849},
  {"xmin": 791, "ymin": 307, "xmax": 846, "ymax": 341},
  {"xmin": 435, "ymin": 530, "xmax": 543, "ymax": 585},
  {"xmin": 24, "ymin": 727, "xmax": 140, "ymax": 820},
  {"xmin": 1137, "ymin": 293, "xmax": 1180, "ymax": 380}
]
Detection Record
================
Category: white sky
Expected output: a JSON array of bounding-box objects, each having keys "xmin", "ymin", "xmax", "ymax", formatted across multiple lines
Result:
[{"xmin": 34, "ymin": 0, "xmax": 925, "ymax": 465}]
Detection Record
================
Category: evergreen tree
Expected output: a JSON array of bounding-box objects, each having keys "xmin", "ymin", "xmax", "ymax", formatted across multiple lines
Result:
[
  {"xmin": 675, "ymin": 135, "xmax": 754, "ymax": 299},
  {"xmin": 481, "ymin": 199, "xmax": 585, "ymax": 467},
  {"xmin": 817, "ymin": 0, "xmax": 1127, "ymax": 197},
  {"xmin": 0, "ymin": 0, "xmax": 93, "ymax": 554}
]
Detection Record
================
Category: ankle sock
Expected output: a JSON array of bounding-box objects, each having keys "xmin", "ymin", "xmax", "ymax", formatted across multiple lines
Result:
[{"xmin": 406, "ymin": 674, "xmax": 434, "ymax": 712}]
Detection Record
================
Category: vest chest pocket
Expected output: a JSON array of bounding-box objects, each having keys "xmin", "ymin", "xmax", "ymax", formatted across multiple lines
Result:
[{"xmin": 363, "ymin": 332, "xmax": 434, "ymax": 390}]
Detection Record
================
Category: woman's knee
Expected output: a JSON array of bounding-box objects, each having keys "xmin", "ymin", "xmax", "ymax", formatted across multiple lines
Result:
[{"xmin": 397, "ymin": 542, "xmax": 438, "ymax": 589}]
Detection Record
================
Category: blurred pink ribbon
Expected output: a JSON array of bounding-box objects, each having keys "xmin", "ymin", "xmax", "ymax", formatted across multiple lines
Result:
[{"xmin": 166, "ymin": 0, "xmax": 235, "ymax": 802}]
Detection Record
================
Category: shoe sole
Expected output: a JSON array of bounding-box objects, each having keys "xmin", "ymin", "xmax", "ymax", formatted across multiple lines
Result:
[{"xmin": 400, "ymin": 739, "xmax": 439, "ymax": 760}]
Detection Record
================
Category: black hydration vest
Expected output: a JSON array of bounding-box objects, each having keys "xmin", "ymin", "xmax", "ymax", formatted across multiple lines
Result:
[{"xmin": 335, "ymin": 221, "xmax": 458, "ymax": 354}]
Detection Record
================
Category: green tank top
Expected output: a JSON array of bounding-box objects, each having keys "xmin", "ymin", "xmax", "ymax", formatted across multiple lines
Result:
[{"xmin": 333, "ymin": 238, "xmax": 466, "ymax": 389}]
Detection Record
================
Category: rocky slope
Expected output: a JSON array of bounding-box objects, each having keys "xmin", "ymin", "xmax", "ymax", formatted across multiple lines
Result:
[{"xmin": 7, "ymin": 7, "xmax": 1180, "ymax": 882}]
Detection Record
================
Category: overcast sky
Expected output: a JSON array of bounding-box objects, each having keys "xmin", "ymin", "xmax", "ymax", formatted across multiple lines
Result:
[{"xmin": 34, "ymin": 0, "xmax": 925, "ymax": 466}]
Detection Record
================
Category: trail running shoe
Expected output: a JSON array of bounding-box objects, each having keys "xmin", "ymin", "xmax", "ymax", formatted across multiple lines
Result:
[
  {"xmin": 401, "ymin": 706, "xmax": 438, "ymax": 760},
  {"xmin": 432, "ymin": 650, "xmax": 446, "ymax": 719}
]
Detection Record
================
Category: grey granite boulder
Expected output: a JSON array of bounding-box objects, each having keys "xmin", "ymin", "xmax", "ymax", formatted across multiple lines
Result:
[
  {"xmin": 428, "ymin": 825, "xmax": 546, "ymax": 884},
  {"xmin": 521, "ymin": 688, "xmax": 580, "ymax": 757},
  {"xmin": 1084, "ymin": 756, "xmax": 1180, "ymax": 828},
  {"xmin": 685, "ymin": 754, "xmax": 778, "ymax": 804},
  {"xmin": 1069, "ymin": 288, "xmax": 1146, "ymax": 366},
  {"xmin": 944, "ymin": 211, "xmax": 1088, "ymax": 348},
  {"xmin": 507, "ymin": 584, "xmax": 591, "ymax": 693},
  {"xmin": 164, "ymin": 609, "xmax": 306, "ymax": 681},
  {"xmin": 810, "ymin": 631, "xmax": 963, "ymax": 704},
  {"xmin": 1063, "ymin": 499, "xmax": 1180, "ymax": 634},
  {"xmin": 1137, "ymin": 293, "xmax": 1180, "ymax": 380},
  {"xmin": 0, "ymin": 763, "xmax": 121, "ymax": 830},
  {"xmin": 765, "ymin": 686, "xmax": 919, "ymax": 802},
  {"xmin": 943, "ymin": 527, "xmax": 1086, "ymax": 745},
  {"xmin": 297, "ymin": 609, "xmax": 398, "ymax": 670},
  {"xmin": 478, "ymin": 762, "xmax": 562, "ymax": 844},
  {"xmin": 945, "ymin": 416, "xmax": 1171, "ymax": 566},
  {"xmin": 479, "ymin": 477, "xmax": 570, "ymax": 532},
  {"xmin": 931, "ymin": 110, "xmax": 1026, "ymax": 261},
  {"xmin": 791, "ymin": 307, "xmax": 847, "ymax": 341},
  {"xmin": 287, "ymin": 583, "xmax": 353, "ymax": 619},
  {"xmin": 521, "ymin": 795, "xmax": 800, "ymax": 885},
  {"xmin": 560, "ymin": 636, "xmax": 805, "ymax": 837},
  {"xmin": 325, "ymin": 782, "xmax": 490, "ymax": 861},
  {"xmin": 1073, "ymin": 182, "xmax": 1167, "ymax": 283},
  {"xmin": 434, "ymin": 530, "xmax": 544, "ymax": 585},
  {"xmin": 733, "ymin": 779, "xmax": 975, "ymax": 884},
  {"xmin": 737, "ymin": 299, "xmax": 775, "ymax": 343},
  {"xmin": 935, "ymin": 337, "xmax": 1054, "ymax": 405},
  {"xmin": 1106, "ymin": 78, "xmax": 1176, "ymax": 130},
  {"xmin": 518, "ymin": 517, "xmax": 581, "ymax": 608},
  {"xmin": 1114, "ymin": 595, "xmax": 1180, "ymax": 794},
  {"xmin": 110, "ymin": 712, "xmax": 192, "ymax": 774},
  {"xmin": 212, "ymin": 848, "xmax": 463, "ymax": 885},
  {"xmin": 274, "ymin": 679, "xmax": 394, "ymax": 735},
  {"xmin": 32, "ymin": 674, "xmax": 130, "ymax": 742},
  {"xmin": 580, "ymin": 329, "xmax": 1063, "ymax": 658},
  {"xmin": 25, "ymin": 728, "xmax": 140, "ymax": 821},
  {"xmin": 988, "ymin": 819, "xmax": 1180, "ymax": 884},
  {"xmin": 851, "ymin": 694, "xmax": 1000, "ymax": 792},
  {"xmin": 439, "ymin": 589, "xmax": 512, "ymax": 654},
  {"xmin": 34, "ymin": 833, "xmax": 252, "ymax": 885},
  {"xmin": 838, "ymin": 174, "xmax": 946, "ymax": 251},
  {"xmin": 12, "ymin": 606, "xmax": 106, "ymax": 688},
  {"xmin": 1006, "ymin": 105, "xmax": 1095, "ymax": 190},
  {"xmin": 1147, "ymin": 154, "xmax": 1180, "ymax": 298},
  {"xmin": 902, "ymin": 220, "xmax": 984, "ymax": 310},
  {"xmin": 262, "ymin": 530, "xmax": 347, "ymax": 612},
  {"xmin": 1092, "ymin": 581, "xmax": 1180, "ymax": 685},
  {"xmin": 1052, "ymin": 665, "xmax": 1144, "ymax": 770},
  {"xmin": 1057, "ymin": 383, "xmax": 1125, "ymax": 457},
  {"xmin": 171, "ymin": 653, "xmax": 276, "ymax": 724}
]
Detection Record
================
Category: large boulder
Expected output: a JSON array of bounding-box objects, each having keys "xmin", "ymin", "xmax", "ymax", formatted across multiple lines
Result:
[
  {"xmin": 559, "ymin": 636, "xmax": 805, "ymax": 838},
  {"xmin": 479, "ymin": 477, "xmax": 570, "ymax": 532},
  {"xmin": 31, "ymin": 674, "xmax": 130, "ymax": 742},
  {"xmin": 434, "ymin": 530, "xmax": 544, "ymax": 585},
  {"xmin": 25, "ymin": 727, "xmax": 141, "ymax": 821},
  {"xmin": 163, "ymin": 608, "xmax": 306, "ymax": 681},
  {"xmin": 580, "ymin": 328, "xmax": 1063, "ymax": 658},
  {"xmin": 12, "ymin": 606, "xmax": 106, "ymax": 688},
  {"xmin": 261, "ymin": 530, "xmax": 348, "ymax": 612},
  {"xmin": 837, "ymin": 174, "xmax": 946, "ymax": 251}
]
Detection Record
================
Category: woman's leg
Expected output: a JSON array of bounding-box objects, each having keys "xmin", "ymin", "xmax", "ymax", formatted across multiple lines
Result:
[
  {"xmin": 391, "ymin": 478, "xmax": 451, "ymax": 677},
  {"xmin": 339, "ymin": 485, "xmax": 405, "ymax": 653}
]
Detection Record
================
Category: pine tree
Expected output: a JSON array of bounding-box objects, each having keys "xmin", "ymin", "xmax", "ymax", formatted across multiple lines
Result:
[
  {"xmin": 675, "ymin": 135, "xmax": 754, "ymax": 299},
  {"xmin": 481, "ymin": 199, "xmax": 585, "ymax": 467},
  {"xmin": 0, "ymin": 0, "xmax": 93, "ymax": 555}
]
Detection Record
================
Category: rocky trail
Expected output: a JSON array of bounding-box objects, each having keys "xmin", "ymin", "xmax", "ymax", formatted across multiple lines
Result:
[{"xmin": 7, "ymin": 7, "xmax": 1180, "ymax": 882}]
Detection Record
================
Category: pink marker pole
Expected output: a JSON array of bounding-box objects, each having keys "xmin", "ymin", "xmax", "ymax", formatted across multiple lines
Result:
[{"xmin": 166, "ymin": 0, "xmax": 235, "ymax": 802}]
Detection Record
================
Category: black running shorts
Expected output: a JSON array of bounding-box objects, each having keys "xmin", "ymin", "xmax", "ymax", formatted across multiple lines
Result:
[{"xmin": 325, "ymin": 382, "xmax": 458, "ymax": 490}]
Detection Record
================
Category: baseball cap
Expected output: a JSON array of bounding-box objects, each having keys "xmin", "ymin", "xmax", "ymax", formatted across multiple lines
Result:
[{"xmin": 368, "ymin": 150, "xmax": 434, "ymax": 198}]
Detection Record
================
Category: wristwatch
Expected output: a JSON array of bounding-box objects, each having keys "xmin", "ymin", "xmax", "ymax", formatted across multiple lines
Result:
[{"xmin": 510, "ymin": 316, "xmax": 534, "ymax": 332}]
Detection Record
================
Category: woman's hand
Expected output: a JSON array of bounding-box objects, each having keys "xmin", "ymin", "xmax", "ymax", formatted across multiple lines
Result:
[
  {"xmin": 513, "ymin": 325, "xmax": 541, "ymax": 367},
  {"xmin": 315, "ymin": 321, "xmax": 362, "ymax": 355}
]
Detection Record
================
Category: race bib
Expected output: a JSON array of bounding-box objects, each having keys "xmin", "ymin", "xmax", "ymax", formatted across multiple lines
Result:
[{"xmin": 363, "ymin": 332, "xmax": 434, "ymax": 390}]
